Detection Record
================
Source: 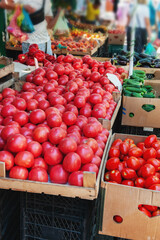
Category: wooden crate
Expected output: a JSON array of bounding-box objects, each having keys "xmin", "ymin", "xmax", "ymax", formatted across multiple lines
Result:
[
  {"xmin": 0, "ymin": 132, "xmax": 112, "ymax": 200},
  {"xmin": 99, "ymin": 93, "xmax": 121, "ymax": 130},
  {"xmin": 61, "ymin": 46, "xmax": 99, "ymax": 56},
  {"xmin": 0, "ymin": 56, "xmax": 14, "ymax": 79},
  {"xmin": 99, "ymin": 133, "xmax": 160, "ymax": 240}
]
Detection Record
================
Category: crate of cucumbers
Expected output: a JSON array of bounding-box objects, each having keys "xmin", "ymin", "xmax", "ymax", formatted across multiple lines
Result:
[{"xmin": 122, "ymin": 70, "xmax": 160, "ymax": 128}]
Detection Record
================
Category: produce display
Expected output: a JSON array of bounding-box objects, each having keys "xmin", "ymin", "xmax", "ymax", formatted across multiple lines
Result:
[
  {"xmin": 0, "ymin": 44, "xmax": 125, "ymax": 186},
  {"xmin": 123, "ymin": 70, "xmax": 156, "ymax": 98},
  {"xmin": 104, "ymin": 135, "xmax": 160, "ymax": 214},
  {"xmin": 112, "ymin": 50, "xmax": 160, "ymax": 68}
]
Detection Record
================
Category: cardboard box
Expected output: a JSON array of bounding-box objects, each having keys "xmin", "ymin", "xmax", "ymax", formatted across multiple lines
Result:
[
  {"xmin": 0, "ymin": 132, "xmax": 111, "ymax": 200},
  {"xmin": 108, "ymin": 33, "xmax": 125, "ymax": 45},
  {"xmin": 99, "ymin": 133, "xmax": 160, "ymax": 240},
  {"xmin": 122, "ymin": 81, "xmax": 160, "ymax": 128},
  {"xmin": 134, "ymin": 67, "xmax": 160, "ymax": 80},
  {"xmin": 99, "ymin": 93, "xmax": 121, "ymax": 130}
]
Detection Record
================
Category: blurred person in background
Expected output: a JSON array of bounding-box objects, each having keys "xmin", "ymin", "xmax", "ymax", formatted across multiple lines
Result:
[
  {"xmin": 85, "ymin": 0, "xmax": 101, "ymax": 24},
  {"xmin": 148, "ymin": 0, "xmax": 160, "ymax": 27},
  {"xmin": 0, "ymin": 0, "xmax": 56, "ymax": 54},
  {"xmin": 116, "ymin": 0, "xmax": 130, "ymax": 31},
  {"xmin": 127, "ymin": 0, "xmax": 151, "ymax": 53}
]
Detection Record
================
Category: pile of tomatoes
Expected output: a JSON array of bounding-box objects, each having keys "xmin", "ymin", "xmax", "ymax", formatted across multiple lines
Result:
[
  {"xmin": 105, "ymin": 135, "xmax": 160, "ymax": 218},
  {"xmin": 105, "ymin": 135, "xmax": 160, "ymax": 189},
  {"xmin": 0, "ymin": 51, "xmax": 125, "ymax": 186}
]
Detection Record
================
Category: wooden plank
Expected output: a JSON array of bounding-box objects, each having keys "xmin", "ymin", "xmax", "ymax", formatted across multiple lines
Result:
[
  {"xmin": 0, "ymin": 56, "xmax": 14, "ymax": 79},
  {"xmin": 5, "ymin": 43, "xmax": 22, "ymax": 51},
  {"xmin": 0, "ymin": 162, "xmax": 5, "ymax": 178},
  {"xmin": 0, "ymin": 78, "xmax": 14, "ymax": 92},
  {"xmin": 83, "ymin": 172, "xmax": 96, "ymax": 188}
]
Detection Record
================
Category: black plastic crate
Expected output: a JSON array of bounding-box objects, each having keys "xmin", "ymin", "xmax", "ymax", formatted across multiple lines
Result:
[
  {"xmin": 20, "ymin": 192, "xmax": 99, "ymax": 240},
  {"xmin": 0, "ymin": 189, "xmax": 20, "ymax": 240}
]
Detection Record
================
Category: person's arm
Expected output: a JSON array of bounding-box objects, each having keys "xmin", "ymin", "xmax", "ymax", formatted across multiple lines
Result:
[
  {"xmin": 145, "ymin": 17, "xmax": 152, "ymax": 42},
  {"xmin": 0, "ymin": 0, "xmax": 35, "ymax": 13}
]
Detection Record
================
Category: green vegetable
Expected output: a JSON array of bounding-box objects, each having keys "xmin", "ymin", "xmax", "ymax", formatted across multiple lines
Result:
[
  {"xmin": 142, "ymin": 104, "xmax": 155, "ymax": 112},
  {"xmin": 132, "ymin": 92, "xmax": 143, "ymax": 97},
  {"xmin": 125, "ymin": 87, "xmax": 143, "ymax": 93},
  {"xmin": 143, "ymin": 92, "xmax": 155, "ymax": 98}
]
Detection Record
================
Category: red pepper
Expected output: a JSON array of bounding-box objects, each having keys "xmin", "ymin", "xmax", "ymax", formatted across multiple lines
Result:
[
  {"xmin": 26, "ymin": 58, "xmax": 35, "ymax": 66},
  {"xmin": 29, "ymin": 44, "xmax": 39, "ymax": 50},
  {"xmin": 34, "ymin": 50, "xmax": 45, "ymax": 62},
  {"xmin": 45, "ymin": 54, "xmax": 54, "ymax": 62},
  {"xmin": 18, "ymin": 54, "xmax": 28, "ymax": 64}
]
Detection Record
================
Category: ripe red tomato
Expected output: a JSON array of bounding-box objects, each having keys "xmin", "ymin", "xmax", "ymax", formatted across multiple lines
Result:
[
  {"xmin": 9, "ymin": 166, "xmax": 28, "ymax": 180},
  {"xmin": 12, "ymin": 97, "xmax": 27, "ymax": 110},
  {"xmin": 76, "ymin": 144, "xmax": 94, "ymax": 164},
  {"xmin": 143, "ymin": 205, "xmax": 158, "ymax": 212},
  {"xmin": 137, "ymin": 142, "xmax": 146, "ymax": 151},
  {"xmin": 2, "ymin": 88, "xmax": 15, "ymax": 98},
  {"xmin": 74, "ymin": 95, "xmax": 86, "ymax": 108},
  {"xmin": 144, "ymin": 135, "xmax": 157, "ymax": 148},
  {"xmin": 1, "ymin": 125, "xmax": 20, "ymax": 141},
  {"xmin": 81, "ymin": 163, "xmax": 99, "ymax": 177},
  {"xmin": 83, "ymin": 123, "xmax": 99, "ymax": 138},
  {"xmin": 68, "ymin": 171, "xmax": 83, "ymax": 186},
  {"xmin": 149, "ymin": 184, "xmax": 160, "ymax": 191},
  {"xmin": 91, "ymin": 156, "xmax": 101, "ymax": 167},
  {"xmin": 44, "ymin": 146, "xmax": 63, "ymax": 165},
  {"xmin": 33, "ymin": 127, "xmax": 49, "ymax": 143},
  {"xmin": 13, "ymin": 111, "xmax": 29, "ymax": 126},
  {"xmin": 26, "ymin": 141, "xmax": 42, "ymax": 158},
  {"xmin": 145, "ymin": 175, "xmax": 160, "ymax": 188},
  {"xmin": 121, "ymin": 168, "xmax": 137, "ymax": 180},
  {"xmin": 42, "ymin": 141, "xmax": 53, "ymax": 154},
  {"xmin": 29, "ymin": 167, "xmax": 48, "ymax": 182},
  {"xmin": 62, "ymin": 111, "xmax": 77, "ymax": 126},
  {"xmin": 29, "ymin": 109, "xmax": 46, "ymax": 124},
  {"xmin": 108, "ymin": 147, "xmax": 120, "ymax": 158},
  {"xmin": 143, "ymin": 148, "xmax": 157, "ymax": 160},
  {"xmin": 147, "ymin": 158, "xmax": 160, "ymax": 171},
  {"xmin": 106, "ymin": 157, "xmax": 120, "ymax": 171},
  {"xmin": 113, "ymin": 215, "xmax": 123, "ymax": 223},
  {"xmin": 59, "ymin": 137, "xmax": 77, "ymax": 154},
  {"xmin": 7, "ymin": 133, "xmax": 27, "ymax": 152},
  {"xmin": 47, "ymin": 113, "xmax": 62, "ymax": 128},
  {"xmin": 138, "ymin": 206, "xmax": 151, "ymax": 217},
  {"xmin": 0, "ymin": 151, "xmax": 14, "ymax": 170},
  {"xmin": 152, "ymin": 209, "xmax": 160, "ymax": 216},
  {"xmin": 135, "ymin": 177, "xmax": 145, "ymax": 188},
  {"xmin": 109, "ymin": 170, "xmax": 122, "ymax": 183},
  {"xmin": 26, "ymin": 99, "xmax": 38, "ymax": 111},
  {"xmin": 63, "ymin": 152, "xmax": 81, "ymax": 172},
  {"xmin": 50, "ymin": 164, "xmax": 69, "ymax": 184},
  {"xmin": 48, "ymin": 127, "xmax": 66, "ymax": 145},
  {"xmin": 141, "ymin": 164, "xmax": 155, "ymax": 179},
  {"xmin": 128, "ymin": 147, "xmax": 143, "ymax": 158},
  {"xmin": 126, "ymin": 156, "xmax": 141, "ymax": 171},
  {"xmin": 152, "ymin": 141, "xmax": 160, "ymax": 150},
  {"xmin": 1, "ymin": 104, "xmax": 17, "ymax": 117},
  {"xmin": 122, "ymin": 180, "xmax": 134, "ymax": 186},
  {"xmin": 32, "ymin": 157, "xmax": 48, "ymax": 171},
  {"xmin": 82, "ymin": 138, "xmax": 98, "ymax": 153},
  {"xmin": 111, "ymin": 139, "xmax": 123, "ymax": 149},
  {"xmin": 15, "ymin": 151, "xmax": 34, "ymax": 168},
  {"xmin": 138, "ymin": 157, "xmax": 145, "ymax": 167},
  {"xmin": 119, "ymin": 142, "xmax": 129, "ymax": 155}
]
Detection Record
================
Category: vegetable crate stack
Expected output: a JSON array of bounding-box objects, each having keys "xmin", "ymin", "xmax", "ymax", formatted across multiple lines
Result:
[
  {"xmin": 0, "ymin": 189, "xmax": 20, "ymax": 240},
  {"xmin": 0, "ymin": 56, "xmax": 14, "ymax": 91},
  {"xmin": 20, "ymin": 192, "xmax": 99, "ymax": 240},
  {"xmin": 122, "ymin": 69, "xmax": 160, "ymax": 128},
  {"xmin": 98, "ymin": 133, "xmax": 160, "ymax": 240}
]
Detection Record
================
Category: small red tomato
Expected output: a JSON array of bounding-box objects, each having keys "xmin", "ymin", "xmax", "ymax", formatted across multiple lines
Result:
[
  {"xmin": 109, "ymin": 170, "xmax": 122, "ymax": 184},
  {"xmin": 145, "ymin": 175, "xmax": 160, "ymax": 188},
  {"xmin": 111, "ymin": 139, "xmax": 122, "ymax": 149},
  {"xmin": 143, "ymin": 148, "xmax": 157, "ymax": 160},
  {"xmin": 68, "ymin": 171, "xmax": 83, "ymax": 187},
  {"xmin": 128, "ymin": 147, "xmax": 143, "ymax": 158},
  {"xmin": 113, "ymin": 215, "xmax": 123, "ymax": 223},
  {"xmin": 149, "ymin": 184, "xmax": 160, "ymax": 191},
  {"xmin": 9, "ymin": 166, "xmax": 28, "ymax": 180},
  {"xmin": 104, "ymin": 172, "xmax": 110, "ymax": 181},
  {"xmin": 121, "ymin": 168, "xmax": 137, "ymax": 180},
  {"xmin": 147, "ymin": 158, "xmax": 160, "ymax": 171},
  {"xmin": 138, "ymin": 206, "xmax": 151, "ymax": 217},
  {"xmin": 108, "ymin": 147, "xmax": 120, "ymax": 158},
  {"xmin": 122, "ymin": 180, "xmax": 134, "ymax": 186},
  {"xmin": 106, "ymin": 157, "xmax": 120, "ymax": 171},
  {"xmin": 126, "ymin": 156, "xmax": 141, "ymax": 171},
  {"xmin": 29, "ymin": 167, "xmax": 48, "ymax": 182},
  {"xmin": 141, "ymin": 164, "xmax": 155, "ymax": 179},
  {"xmin": 144, "ymin": 135, "xmax": 157, "ymax": 148},
  {"xmin": 143, "ymin": 205, "xmax": 158, "ymax": 212},
  {"xmin": 135, "ymin": 177, "xmax": 145, "ymax": 188},
  {"xmin": 152, "ymin": 209, "xmax": 160, "ymax": 217},
  {"xmin": 119, "ymin": 142, "xmax": 129, "ymax": 155}
]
